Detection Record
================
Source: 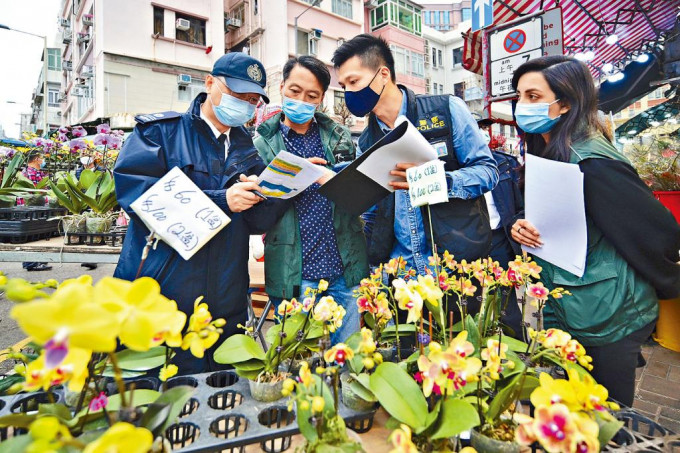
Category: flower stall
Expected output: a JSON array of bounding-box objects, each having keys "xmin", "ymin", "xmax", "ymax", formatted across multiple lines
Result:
[
  {"xmin": 0, "ymin": 251, "xmax": 677, "ymax": 453},
  {"xmin": 0, "ymin": 124, "xmax": 126, "ymax": 249}
]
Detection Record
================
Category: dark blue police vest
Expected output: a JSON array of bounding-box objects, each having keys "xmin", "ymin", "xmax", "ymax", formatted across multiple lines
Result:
[{"xmin": 358, "ymin": 86, "xmax": 491, "ymax": 265}]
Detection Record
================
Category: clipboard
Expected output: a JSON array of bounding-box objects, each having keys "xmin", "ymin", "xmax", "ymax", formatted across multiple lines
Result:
[{"xmin": 318, "ymin": 121, "xmax": 409, "ymax": 216}]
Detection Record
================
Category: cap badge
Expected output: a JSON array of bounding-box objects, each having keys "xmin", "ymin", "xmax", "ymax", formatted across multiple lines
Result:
[{"xmin": 247, "ymin": 64, "xmax": 263, "ymax": 82}]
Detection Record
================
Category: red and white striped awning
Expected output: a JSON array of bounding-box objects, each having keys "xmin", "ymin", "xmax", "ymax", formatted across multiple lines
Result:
[{"xmin": 463, "ymin": 0, "xmax": 680, "ymax": 80}]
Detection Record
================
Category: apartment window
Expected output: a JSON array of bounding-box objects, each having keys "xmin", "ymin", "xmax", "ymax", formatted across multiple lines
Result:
[
  {"xmin": 437, "ymin": 49, "xmax": 442, "ymax": 67},
  {"xmin": 332, "ymin": 0, "xmax": 352, "ymax": 19},
  {"xmin": 48, "ymin": 88, "xmax": 60, "ymax": 107},
  {"xmin": 253, "ymin": 0, "xmax": 259, "ymax": 15},
  {"xmin": 433, "ymin": 84, "xmax": 438, "ymax": 95},
  {"xmin": 453, "ymin": 82, "xmax": 464, "ymax": 98},
  {"xmin": 175, "ymin": 13, "xmax": 206, "ymax": 46},
  {"xmin": 334, "ymin": 90, "xmax": 345, "ymax": 109},
  {"xmin": 47, "ymin": 49, "xmax": 61, "ymax": 71},
  {"xmin": 390, "ymin": 44, "xmax": 424, "ymax": 77},
  {"xmin": 370, "ymin": 0, "xmax": 422, "ymax": 36},
  {"xmin": 431, "ymin": 47, "xmax": 436, "ymax": 67},
  {"xmin": 462, "ymin": 7, "xmax": 471, "ymax": 21},
  {"xmin": 296, "ymin": 30, "xmax": 319, "ymax": 56},
  {"xmin": 452, "ymin": 48, "xmax": 462, "ymax": 66},
  {"xmin": 439, "ymin": 83, "xmax": 444, "ymax": 94},
  {"xmin": 153, "ymin": 6, "xmax": 164, "ymax": 36}
]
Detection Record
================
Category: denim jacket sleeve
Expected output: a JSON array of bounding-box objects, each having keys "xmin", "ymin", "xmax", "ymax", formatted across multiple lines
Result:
[{"xmin": 445, "ymin": 96, "xmax": 499, "ymax": 199}]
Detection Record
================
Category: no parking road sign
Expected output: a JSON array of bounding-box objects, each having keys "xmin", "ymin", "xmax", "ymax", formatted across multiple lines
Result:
[{"xmin": 489, "ymin": 17, "xmax": 543, "ymax": 97}]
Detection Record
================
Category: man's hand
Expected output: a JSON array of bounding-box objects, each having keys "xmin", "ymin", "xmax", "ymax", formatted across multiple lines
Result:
[
  {"xmin": 389, "ymin": 162, "xmax": 418, "ymax": 190},
  {"xmin": 307, "ymin": 157, "xmax": 336, "ymax": 185},
  {"xmin": 511, "ymin": 219, "xmax": 543, "ymax": 248},
  {"xmin": 226, "ymin": 174, "xmax": 264, "ymax": 212}
]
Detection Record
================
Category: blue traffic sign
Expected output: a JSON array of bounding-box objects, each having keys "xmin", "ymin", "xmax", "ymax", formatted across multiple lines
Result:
[{"xmin": 472, "ymin": 0, "xmax": 494, "ymax": 32}]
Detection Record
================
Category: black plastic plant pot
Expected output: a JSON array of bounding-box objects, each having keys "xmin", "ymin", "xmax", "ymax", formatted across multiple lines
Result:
[
  {"xmin": 165, "ymin": 422, "xmax": 200, "ymax": 449},
  {"xmin": 208, "ymin": 389, "xmax": 244, "ymax": 410},
  {"xmin": 106, "ymin": 377, "xmax": 159, "ymax": 395},
  {"xmin": 258, "ymin": 406, "xmax": 295, "ymax": 453},
  {"xmin": 209, "ymin": 414, "xmax": 249, "ymax": 442},
  {"xmin": 616, "ymin": 410, "xmax": 673, "ymax": 436},
  {"xmin": 206, "ymin": 370, "xmax": 239, "ymax": 388},
  {"xmin": 346, "ymin": 412, "xmax": 375, "ymax": 434},
  {"xmin": 179, "ymin": 397, "xmax": 200, "ymax": 418},
  {"xmin": 10, "ymin": 391, "xmax": 61, "ymax": 413},
  {"xmin": 166, "ymin": 376, "xmax": 199, "ymax": 389}
]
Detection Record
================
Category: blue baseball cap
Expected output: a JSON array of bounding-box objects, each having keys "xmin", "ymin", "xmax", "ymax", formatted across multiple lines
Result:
[{"xmin": 212, "ymin": 52, "xmax": 269, "ymax": 104}]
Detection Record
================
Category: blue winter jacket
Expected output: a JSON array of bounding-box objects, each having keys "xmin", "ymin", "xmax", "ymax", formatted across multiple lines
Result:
[{"xmin": 113, "ymin": 93, "xmax": 284, "ymax": 374}]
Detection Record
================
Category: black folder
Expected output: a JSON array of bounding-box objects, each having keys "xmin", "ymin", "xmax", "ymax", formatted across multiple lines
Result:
[{"xmin": 319, "ymin": 121, "xmax": 409, "ymax": 216}]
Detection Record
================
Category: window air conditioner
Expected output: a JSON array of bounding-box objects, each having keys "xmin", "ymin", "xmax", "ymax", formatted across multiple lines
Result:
[
  {"xmin": 177, "ymin": 74, "xmax": 192, "ymax": 86},
  {"xmin": 176, "ymin": 18, "xmax": 191, "ymax": 31}
]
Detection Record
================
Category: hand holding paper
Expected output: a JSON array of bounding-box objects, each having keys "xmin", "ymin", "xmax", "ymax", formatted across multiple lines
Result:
[{"xmin": 257, "ymin": 150, "xmax": 325, "ymax": 199}]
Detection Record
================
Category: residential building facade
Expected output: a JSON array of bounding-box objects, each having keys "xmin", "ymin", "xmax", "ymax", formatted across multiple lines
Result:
[
  {"xmin": 59, "ymin": 0, "xmax": 226, "ymax": 129},
  {"xmin": 365, "ymin": 0, "xmax": 427, "ymax": 94},
  {"xmin": 421, "ymin": 1, "xmax": 472, "ymax": 31},
  {"xmin": 27, "ymin": 32, "xmax": 63, "ymax": 134},
  {"xmin": 225, "ymin": 0, "xmax": 366, "ymax": 129}
]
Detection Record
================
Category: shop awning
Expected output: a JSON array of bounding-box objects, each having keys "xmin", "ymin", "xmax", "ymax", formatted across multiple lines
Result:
[
  {"xmin": 463, "ymin": 0, "xmax": 680, "ymax": 80},
  {"xmin": 615, "ymin": 95, "xmax": 680, "ymax": 137}
]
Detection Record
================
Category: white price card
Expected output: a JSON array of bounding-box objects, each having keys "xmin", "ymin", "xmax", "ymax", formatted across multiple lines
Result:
[
  {"xmin": 406, "ymin": 159, "xmax": 448, "ymax": 207},
  {"xmin": 131, "ymin": 166, "xmax": 231, "ymax": 261}
]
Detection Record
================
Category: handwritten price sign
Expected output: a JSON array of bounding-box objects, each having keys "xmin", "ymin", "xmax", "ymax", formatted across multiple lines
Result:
[
  {"xmin": 406, "ymin": 160, "xmax": 448, "ymax": 207},
  {"xmin": 130, "ymin": 166, "xmax": 231, "ymax": 260}
]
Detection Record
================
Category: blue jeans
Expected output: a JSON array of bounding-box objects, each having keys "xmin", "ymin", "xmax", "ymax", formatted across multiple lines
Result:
[
  {"xmin": 272, "ymin": 275, "xmax": 360, "ymax": 346},
  {"xmin": 301, "ymin": 276, "xmax": 359, "ymax": 345}
]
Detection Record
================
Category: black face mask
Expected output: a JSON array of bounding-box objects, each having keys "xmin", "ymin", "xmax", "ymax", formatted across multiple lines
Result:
[{"xmin": 344, "ymin": 68, "xmax": 385, "ymax": 117}]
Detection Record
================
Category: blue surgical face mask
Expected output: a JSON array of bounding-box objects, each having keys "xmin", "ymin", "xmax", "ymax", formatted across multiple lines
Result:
[
  {"xmin": 210, "ymin": 84, "xmax": 256, "ymax": 127},
  {"xmin": 282, "ymin": 96, "xmax": 318, "ymax": 124},
  {"xmin": 514, "ymin": 99, "xmax": 562, "ymax": 134},
  {"xmin": 344, "ymin": 68, "xmax": 386, "ymax": 117},
  {"xmin": 40, "ymin": 161, "xmax": 46, "ymax": 169}
]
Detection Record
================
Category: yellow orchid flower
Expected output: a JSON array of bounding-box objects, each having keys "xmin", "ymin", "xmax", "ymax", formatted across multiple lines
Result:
[
  {"xmin": 358, "ymin": 327, "xmax": 377, "ymax": 354},
  {"xmin": 324, "ymin": 343, "xmax": 354, "ymax": 366},
  {"xmin": 530, "ymin": 372, "xmax": 580, "ymax": 411},
  {"xmin": 27, "ymin": 416, "xmax": 72, "ymax": 452},
  {"xmin": 95, "ymin": 277, "xmax": 187, "ymax": 352},
  {"xmin": 159, "ymin": 364, "xmax": 178, "ymax": 382},
  {"xmin": 392, "ymin": 278, "xmax": 423, "ymax": 324},
  {"xmin": 298, "ymin": 361, "xmax": 313, "ymax": 387},
  {"xmin": 415, "ymin": 274, "xmax": 443, "ymax": 306},
  {"xmin": 389, "ymin": 424, "xmax": 418, "ymax": 453},
  {"xmin": 318, "ymin": 279, "xmax": 329, "ymax": 292},
  {"xmin": 11, "ymin": 282, "xmax": 120, "ymax": 352},
  {"xmin": 83, "ymin": 422, "xmax": 153, "ymax": 453},
  {"xmin": 24, "ymin": 347, "xmax": 91, "ymax": 392},
  {"xmin": 181, "ymin": 297, "xmax": 225, "ymax": 359}
]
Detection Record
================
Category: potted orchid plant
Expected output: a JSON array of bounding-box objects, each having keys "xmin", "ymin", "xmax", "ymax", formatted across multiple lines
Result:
[{"xmin": 213, "ymin": 280, "xmax": 342, "ymax": 402}]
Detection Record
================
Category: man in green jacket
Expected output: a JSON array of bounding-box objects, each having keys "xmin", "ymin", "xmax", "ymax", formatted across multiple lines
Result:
[{"xmin": 254, "ymin": 56, "xmax": 368, "ymax": 344}]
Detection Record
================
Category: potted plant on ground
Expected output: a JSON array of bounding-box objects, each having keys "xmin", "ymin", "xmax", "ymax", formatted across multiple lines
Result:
[{"xmin": 213, "ymin": 281, "xmax": 336, "ymax": 402}]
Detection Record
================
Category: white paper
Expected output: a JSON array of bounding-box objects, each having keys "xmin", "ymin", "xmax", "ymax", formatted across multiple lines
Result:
[
  {"xmin": 257, "ymin": 150, "xmax": 324, "ymax": 199},
  {"xmin": 131, "ymin": 167, "xmax": 231, "ymax": 261},
  {"xmin": 406, "ymin": 160, "xmax": 448, "ymax": 207},
  {"xmin": 357, "ymin": 116, "xmax": 439, "ymax": 191},
  {"xmin": 522, "ymin": 154, "xmax": 587, "ymax": 277}
]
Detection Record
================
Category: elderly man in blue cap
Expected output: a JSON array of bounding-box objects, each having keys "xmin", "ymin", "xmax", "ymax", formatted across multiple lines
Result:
[{"xmin": 114, "ymin": 53, "xmax": 286, "ymax": 374}]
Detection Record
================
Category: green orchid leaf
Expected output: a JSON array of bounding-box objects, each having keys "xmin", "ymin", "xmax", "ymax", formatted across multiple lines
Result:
[
  {"xmin": 465, "ymin": 314, "xmax": 482, "ymax": 352},
  {"xmin": 596, "ymin": 413, "xmax": 624, "ymax": 447},
  {"xmin": 139, "ymin": 402, "xmax": 173, "ymax": 437},
  {"xmin": 74, "ymin": 389, "xmax": 160, "ymax": 419},
  {"xmin": 369, "ymin": 362, "xmax": 428, "ymax": 430},
  {"xmin": 114, "ymin": 347, "xmax": 169, "ymax": 371},
  {"xmin": 214, "ymin": 334, "xmax": 266, "ymax": 364},
  {"xmin": 152, "ymin": 385, "xmax": 196, "ymax": 434},
  {"xmin": 429, "ymin": 398, "xmax": 480, "ymax": 439},
  {"xmin": 486, "ymin": 374, "xmax": 539, "ymax": 422},
  {"xmin": 500, "ymin": 335, "xmax": 530, "ymax": 352},
  {"xmin": 101, "ymin": 366, "xmax": 147, "ymax": 378},
  {"xmin": 0, "ymin": 413, "xmax": 37, "ymax": 428},
  {"xmin": 348, "ymin": 376, "xmax": 377, "ymax": 403},
  {"xmin": 0, "ymin": 375, "xmax": 24, "ymax": 395},
  {"xmin": 38, "ymin": 403, "xmax": 73, "ymax": 422},
  {"xmin": 418, "ymin": 399, "xmax": 442, "ymax": 434},
  {"xmin": 0, "ymin": 434, "xmax": 32, "ymax": 453}
]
